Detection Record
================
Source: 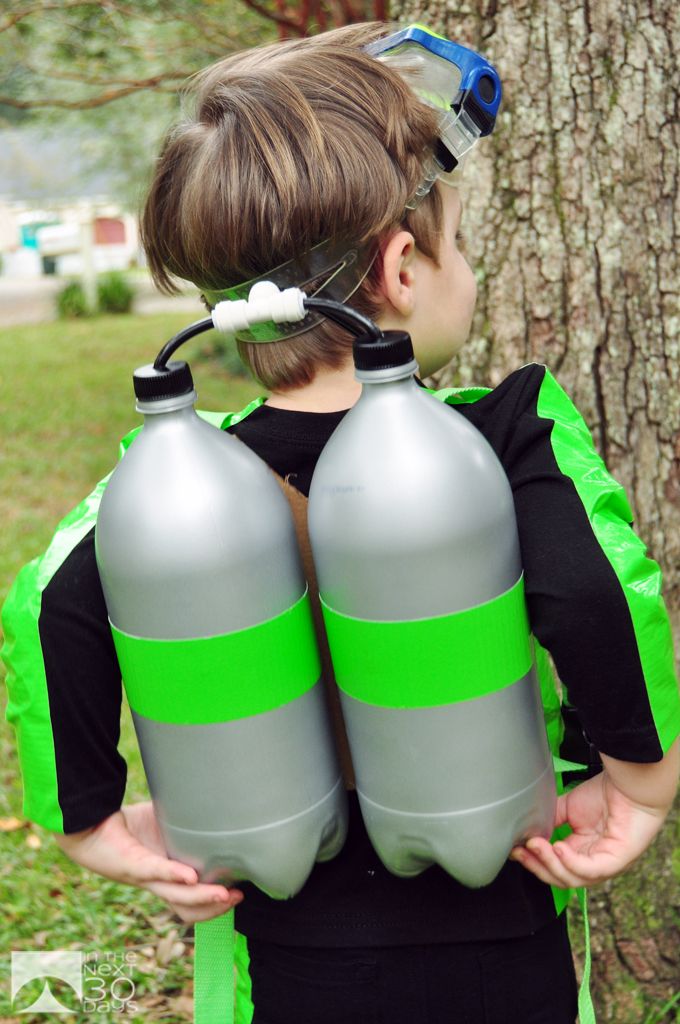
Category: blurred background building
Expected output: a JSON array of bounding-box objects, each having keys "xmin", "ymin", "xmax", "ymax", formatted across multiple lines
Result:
[{"xmin": 0, "ymin": 127, "xmax": 139, "ymax": 280}]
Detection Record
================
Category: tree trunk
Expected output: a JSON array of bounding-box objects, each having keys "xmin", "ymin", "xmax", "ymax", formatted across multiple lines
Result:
[{"xmin": 389, "ymin": 1, "xmax": 680, "ymax": 1020}]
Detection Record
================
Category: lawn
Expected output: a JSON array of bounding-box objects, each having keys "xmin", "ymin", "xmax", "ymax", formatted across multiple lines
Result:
[{"xmin": 0, "ymin": 312, "xmax": 263, "ymax": 1023}]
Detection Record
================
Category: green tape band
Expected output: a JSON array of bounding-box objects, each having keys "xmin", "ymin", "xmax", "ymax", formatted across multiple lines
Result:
[
  {"xmin": 111, "ymin": 590, "xmax": 321, "ymax": 724},
  {"xmin": 321, "ymin": 575, "xmax": 532, "ymax": 708}
]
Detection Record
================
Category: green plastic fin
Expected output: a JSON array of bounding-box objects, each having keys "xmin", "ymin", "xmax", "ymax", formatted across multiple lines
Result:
[
  {"xmin": 575, "ymin": 888, "xmax": 596, "ymax": 1024},
  {"xmin": 537, "ymin": 369, "xmax": 680, "ymax": 754},
  {"xmin": 215, "ymin": 396, "xmax": 266, "ymax": 430},
  {"xmin": 552, "ymin": 756, "xmax": 588, "ymax": 775},
  {"xmin": 430, "ymin": 385, "xmax": 493, "ymax": 406},
  {"xmin": 550, "ymin": 759, "xmax": 578, "ymax": 917},
  {"xmin": 118, "ymin": 425, "xmax": 141, "ymax": 458},
  {"xmin": 533, "ymin": 638, "xmax": 564, "ymax": 757},
  {"xmin": 194, "ymin": 913, "xmax": 235, "ymax": 1024},
  {"xmin": 1, "ymin": 471, "xmax": 113, "ymax": 832},
  {"xmin": 550, "ymin": 876, "xmax": 572, "ymax": 917},
  {"xmin": 2, "ymin": 557, "xmax": 63, "ymax": 832}
]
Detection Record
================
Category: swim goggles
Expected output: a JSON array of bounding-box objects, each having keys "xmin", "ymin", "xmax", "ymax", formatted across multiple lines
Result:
[
  {"xmin": 366, "ymin": 24, "xmax": 502, "ymax": 208},
  {"xmin": 203, "ymin": 24, "xmax": 502, "ymax": 341}
]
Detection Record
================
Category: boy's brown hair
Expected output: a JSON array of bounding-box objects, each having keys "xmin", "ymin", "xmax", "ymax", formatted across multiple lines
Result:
[{"xmin": 141, "ymin": 22, "xmax": 443, "ymax": 391}]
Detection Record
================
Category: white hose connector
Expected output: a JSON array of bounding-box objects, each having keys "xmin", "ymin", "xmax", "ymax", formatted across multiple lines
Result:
[{"xmin": 211, "ymin": 281, "xmax": 307, "ymax": 334}]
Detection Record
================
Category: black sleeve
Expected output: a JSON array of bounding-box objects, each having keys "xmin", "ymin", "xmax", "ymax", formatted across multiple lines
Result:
[{"xmin": 38, "ymin": 526, "xmax": 127, "ymax": 832}]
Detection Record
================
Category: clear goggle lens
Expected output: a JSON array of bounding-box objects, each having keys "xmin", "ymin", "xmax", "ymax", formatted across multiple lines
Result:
[{"xmin": 368, "ymin": 24, "xmax": 503, "ymax": 208}]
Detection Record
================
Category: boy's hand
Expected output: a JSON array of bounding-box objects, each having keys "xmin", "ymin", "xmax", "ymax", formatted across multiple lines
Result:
[
  {"xmin": 510, "ymin": 740, "xmax": 679, "ymax": 888},
  {"xmin": 54, "ymin": 801, "xmax": 243, "ymax": 923}
]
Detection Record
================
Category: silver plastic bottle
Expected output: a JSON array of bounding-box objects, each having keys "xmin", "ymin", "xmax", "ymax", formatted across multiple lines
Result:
[
  {"xmin": 308, "ymin": 332, "xmax": 555, "ymax": 888},
  {"xmin": 96, "ymin": 359, "xmax": 347, "ymax": 899}
]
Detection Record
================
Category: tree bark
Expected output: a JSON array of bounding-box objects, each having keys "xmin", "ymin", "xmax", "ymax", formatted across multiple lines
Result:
[{"xmin": 389, "ymin": 1, "xmax": 680, "ymax": 1020}]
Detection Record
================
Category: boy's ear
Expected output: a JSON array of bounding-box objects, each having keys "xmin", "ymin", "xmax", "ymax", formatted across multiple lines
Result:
[{"xmin": 375, "ymin": 230, "xmax": 416, "ymax": 317}]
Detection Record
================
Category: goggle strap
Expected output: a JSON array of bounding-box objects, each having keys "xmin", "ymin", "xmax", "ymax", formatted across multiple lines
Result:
[{"xmin": 201, "ymin": 238, "xmax": 379, "ymax": 343}]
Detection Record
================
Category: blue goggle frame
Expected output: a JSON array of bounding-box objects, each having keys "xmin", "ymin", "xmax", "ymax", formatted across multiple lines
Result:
[{"xmin": 367, "ymin": 24, "xmax": 502, "ymax": 204}]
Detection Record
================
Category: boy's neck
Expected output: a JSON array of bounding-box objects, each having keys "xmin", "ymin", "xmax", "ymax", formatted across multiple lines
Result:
[{"xmin": 265, "ymin": 360, "xmax": 362, "ymax": 413}]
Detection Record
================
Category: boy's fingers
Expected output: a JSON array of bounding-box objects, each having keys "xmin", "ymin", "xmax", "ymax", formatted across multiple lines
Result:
[
  {"xmin": 145, "ymin": 879, "xmax": 243, "ymax": 909},
  {"xmin": 512, "ymin": 840, "xmax": 599, "ymax": 889},
  {"xmin": 125, "ymin": 851, "xmax": 199, "ymax": 886},
  {"xmin": 552, "ymin": 840, "xmax": 625, "ymax": 883},
  {"xmin": 511, "ymin": 846, "xmax": 565, "ymax": 888},
  {"xmin": 525, "ymin": 838, "xmax": 587, "ymax": 888},
  {"xmin": 524, "ymin": 837, "xmax": 624, "ymax": 888},
  {"xmin": 172, "ymin": 903, "xmax": 238, "ymax": 925}
]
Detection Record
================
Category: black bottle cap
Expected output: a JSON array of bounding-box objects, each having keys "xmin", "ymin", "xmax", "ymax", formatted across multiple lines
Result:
[
  {"xmin": 353, "ymin": 330, "xmax": 415, "ymax": 371},
  {"xmin": 133, "ymin": 360, "xmax": 194, "ymax": 401}
]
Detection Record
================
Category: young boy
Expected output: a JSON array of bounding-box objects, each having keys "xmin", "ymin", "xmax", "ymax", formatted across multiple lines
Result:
[{"xmin": 3, "ymin": 22, "xmax": 679, "ymax": 1024}]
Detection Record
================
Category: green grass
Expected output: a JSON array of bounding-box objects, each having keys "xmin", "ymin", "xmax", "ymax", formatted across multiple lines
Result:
[{"xmin": 0, "ymin": 313, "xmax": 262, "ymax": 1022}]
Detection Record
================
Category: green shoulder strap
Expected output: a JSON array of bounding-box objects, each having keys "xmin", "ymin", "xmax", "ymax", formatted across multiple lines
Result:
[
  {"xmin": 535, "ymin": 370, "xmax": 680, "ymax": 754},
  {"xmin": 194, "ymin": 914, "xmax": 235, "ymax": 1024}
]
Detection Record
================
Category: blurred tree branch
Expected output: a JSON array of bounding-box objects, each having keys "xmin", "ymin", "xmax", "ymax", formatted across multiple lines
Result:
[
  {"xmin": 241, "ymin": 0, "xmax": 387, "ymax": 36},
  {"xmin": 0, "ymin": 1, "xmax": 96, "ymax": 34},
  {"xmin": 0, "ymin": 74, "xmax": 191, "ymax": 110},
  {"xmin": 0, "ymin": 0, "xmax": 388, "ymax": 208},
  {"xmin": 0, "ymin": 0, "xmax": 388, "ymax": 112}
]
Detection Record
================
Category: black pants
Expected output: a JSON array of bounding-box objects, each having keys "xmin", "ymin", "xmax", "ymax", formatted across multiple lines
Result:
[{"xmin": 247, "ymin": 912, "xmax": 578, "ymax": 1024}]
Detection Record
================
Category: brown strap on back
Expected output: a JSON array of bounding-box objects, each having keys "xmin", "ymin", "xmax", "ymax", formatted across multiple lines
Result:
[{"xmin": 273, "ymin": 473, "xmax": 356, "ymax": 790}]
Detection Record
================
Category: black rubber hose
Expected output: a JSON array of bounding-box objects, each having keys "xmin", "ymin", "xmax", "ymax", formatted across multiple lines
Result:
[
  {"xmin": 303, "ymin": 297, "xmax": 382, "ymax": 341},
  {"xmin": 152, "ymin": 295, "xmax": 382, "ymax": 369},
  {"xmin": 153, "ymin": 317, "xmax": 214, "ymax": 370}
]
